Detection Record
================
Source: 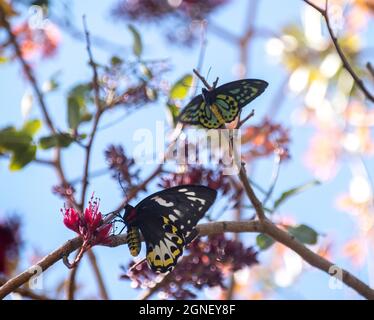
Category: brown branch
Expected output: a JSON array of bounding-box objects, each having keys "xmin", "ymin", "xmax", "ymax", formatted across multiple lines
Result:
[
  {"xmin": 87, "ymin": 249, "xmax": 109, "ymax": 300},
  {"xmin": 261, "ymin": 219, "xmax": 374, "ymax": 299},
  {"xmin": 0, "ymin": 236, "xmax": 82, "ymax": 300},
  {"xmin": 1, "ymin": 219, "xmax": 374, "ymax": 299},
  {"xmin": 238, "ymin": 163, "xmax": 266, "ymax": 221},
  {"xmin": 0, "ymin": 277, "xmax": 51, "ymax": 300},
  {"xmin": 303, "ymin": 0, "xmax": 374, "ymax": 103}
]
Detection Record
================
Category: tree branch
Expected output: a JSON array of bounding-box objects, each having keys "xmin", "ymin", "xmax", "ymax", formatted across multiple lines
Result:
[
  {"xmin": 1, "ymin": 218, "xmax": 374, "ymax": 299},
  {"xmin": 0, "ymin": 277, "xmax": 51, "ymax": 300},
  {"xmin": 302, "ymin": 0, "xmax": 374, "ymax": 102}
]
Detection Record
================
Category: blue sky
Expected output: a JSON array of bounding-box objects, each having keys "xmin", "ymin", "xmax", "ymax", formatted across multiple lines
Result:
[{"xmin": 1, "ymin": 0, "xmax": 373, "ymax": 299}]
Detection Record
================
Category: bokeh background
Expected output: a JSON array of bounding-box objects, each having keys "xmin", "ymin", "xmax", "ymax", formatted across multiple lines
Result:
[{"xmin": 1, "ymin": 0, "xmax": 374, "ymax": 299}]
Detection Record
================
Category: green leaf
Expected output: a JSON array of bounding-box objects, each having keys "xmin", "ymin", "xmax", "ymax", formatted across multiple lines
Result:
[
  {"xmin": 22, "ymin": 119, "xmax": 42, "ymax": 136},
  {"xmin": 273, "ymin": 180, "xmax": 321, "ymax": 210},
  {"xmin": 170, "ymin": 74, "xmax": 193, "ymax": 100},
  {"xmin": 128, "ymin": 24, "xmax": 143, "ymax": 57},
  {"xmin": 80, "ymin": 112, "xmax": 93, "ymax": 123},
  {"xmin": 0, "ymin": 128, "xmax": 32, "ymax": 151},
  {"xmin": 256, "ymin": 233, "xmax": 275, "ymax": 250},
  {"xmin": 66, "ymin": 83, "xmax": 92, "ymax": 130},
  {"xmin": 67, "ymin": 96, "xmax": 81, "ymax": 130},
  {"xmin": 110, "ymin": 56, "xmax": 123, "ymax": 66},
  {"xmin": 9, "ymin": 145, "xmax": 36, "ymax": 171},
  {"xmin": 287, "ymin": 224, "xmax": 318, "ymax": 245},
  {"xmin": 39, "ymin": 133, "xmax": 74, "ymax": 149},
  {"xmin": 70, "ymin": 83, "xmax": 91, "ymax": 98}
]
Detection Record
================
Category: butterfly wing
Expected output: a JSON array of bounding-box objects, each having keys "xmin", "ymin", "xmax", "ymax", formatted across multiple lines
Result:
[
  {"xmin": 178, "ymin": 94, "xmax": 222, "ymax": 129},
  {"xmin": 179, "ymin": 79, "xmax": 268, "ymax": 128},
  {"xmin": 178, "ymin": 94, "xmax": 204, "ymax": 126},
  {"xmin": 213, "ymin": 79, "xmax": 269, "ymax": 123},
  {"xmin": 135, "ymin": 185, "xmax": 217, "ymax": 273}
]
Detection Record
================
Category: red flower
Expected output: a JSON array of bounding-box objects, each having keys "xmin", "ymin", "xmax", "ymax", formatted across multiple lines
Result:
[
  {"xmin": 62, "ymin": 196, "xmax": 112, "ymax": 247},
  {"xmin": 63, "ymin": 208, "xmax": 80, "ymax": 233}
]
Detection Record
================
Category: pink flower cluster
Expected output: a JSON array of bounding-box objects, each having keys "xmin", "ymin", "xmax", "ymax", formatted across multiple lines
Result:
[{"xmin": 63, "ymin": 197, "xmax": 111, "ymax": 247}]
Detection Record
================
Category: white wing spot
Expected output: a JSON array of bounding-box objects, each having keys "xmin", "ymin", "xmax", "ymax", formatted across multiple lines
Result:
[
  {"xmin": 185, "ymin": 192, "xmax": 196, "ymax": 196},
  {"xmin": 198, "ymin": 206, "xmax": 203, "ymax": 211},
  {"xmin": 187, "ymin": 220, "xmax": 191, "ymax": 224},
  {"xmin": 178, "ymin": 188, "xmax": 188, "ymax": 192},
  {"xmin": 187, "ymin": 196, "xmax": 206, "ymax": 205},
  {"xmin": 181, "ymin": 225, "xmax": 185, "ymax": 230},
  {"xmin": 152, "ymin": 196, "xmax": 174, "ymax": 207},
  {"xmin": 169, "ymin": 214, "xmax": 178, "ymax": 222},
  {"xmin": 173, "ymin": 209, "xmax": 181, "ymax": 216},
  {"xmin": 185, "ymin": 231, "xmax": 191, "ymax": 238}
]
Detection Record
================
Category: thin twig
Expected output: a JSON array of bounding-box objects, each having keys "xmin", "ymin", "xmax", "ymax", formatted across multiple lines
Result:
[
  {"xmin": 193, "ymin": 68, "xmax": 213, "ymax": 90},
  {"xmin": 367, "ymin": 62, "xmax": 374, "ymax": 81},
  {"xmin": 238, "ymin": 109, "xmax": 255, "ymax": 128},
  {"xmin": 302, "ymin": 0, "xmax": 374, "ymax": 102},
  {"xmin": 66, "ymin": 16, "xmax": 108, "ymax": 301},
  {"xmin": 87, "ymin": 249, "xmax": 109, "ymax": 300},
  {"xmin": 66, "ymin": 258, "xmax": 79, "ymax": 300},
  {"xmin": 262, "ymin": 152, "xmax": 282, "ymax": 207}
]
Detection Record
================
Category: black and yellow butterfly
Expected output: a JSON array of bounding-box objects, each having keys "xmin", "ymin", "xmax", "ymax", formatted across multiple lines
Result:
[
  {"xmin": 121, "ymin": 185, "xmax": 217, "ymax": 273},
  {"xmin": 178, "ymin": 79, "xmax": 268, "ymax": 129}
]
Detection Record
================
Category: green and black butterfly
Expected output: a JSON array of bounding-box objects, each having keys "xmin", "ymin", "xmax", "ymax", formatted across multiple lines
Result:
[
  {"xmin": 178, "ymin": 79, "xmax": 268, "ymax": 129},
  {"xmin": 121, "ymin": 185, "xmax": 217, "ymax": 273}
]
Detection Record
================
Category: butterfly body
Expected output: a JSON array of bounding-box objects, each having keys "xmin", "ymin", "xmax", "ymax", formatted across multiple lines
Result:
[
  {"xmin": 178, "ymin": 79, "xmax": 268, "ymax": 129},
  {"xmin": 121, "ymin": 185, "xmax": 217, "ymax": 273},
  {"xmin": 126, "ymin": 226, "xmax": 141, "ymax": 257}
]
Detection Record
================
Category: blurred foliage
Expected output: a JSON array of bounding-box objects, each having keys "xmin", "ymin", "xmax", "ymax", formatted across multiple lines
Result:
[{"xmin": 0, "ymin": 119, "xmax": 41, "ymax": 170}]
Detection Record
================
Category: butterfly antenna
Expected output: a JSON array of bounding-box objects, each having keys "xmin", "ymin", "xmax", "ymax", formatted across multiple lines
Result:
[
  {"xmin": 206, "ymin": 67, "xmax": 212, "ymax": 83},
  {"xmin": 117, "ymin": 172, "xmax": 129, "ymax": 203}
]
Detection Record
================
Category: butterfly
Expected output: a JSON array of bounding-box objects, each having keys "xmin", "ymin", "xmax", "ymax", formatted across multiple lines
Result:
[
  {"xmin": 121, "ymin": 185, "xmax": 217, "ymax": 273},
  {"xmin": 178, "ymin": 79, "xmax": 268, "ymax": 129}
]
